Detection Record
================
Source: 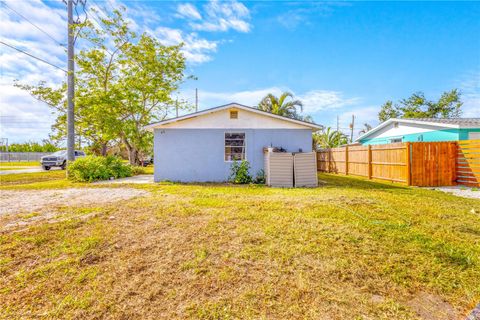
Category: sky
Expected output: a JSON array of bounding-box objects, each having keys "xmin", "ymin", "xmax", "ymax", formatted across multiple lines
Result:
[{"xmin": 0, "ymin": 0, "xmax": 479, "ymax": 143}]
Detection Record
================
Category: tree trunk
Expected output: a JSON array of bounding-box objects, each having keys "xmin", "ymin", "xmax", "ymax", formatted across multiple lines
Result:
[
  {"xmin": 128, "ymin": 148, "xmax": 140, "ymax": 166},
  {"xmin": 122, "ymin": 136, "xmax": 140, "ymax": 165},
  {"xmin": 101, "ymin": 143, "xmax": 108, "ymax": 156}
]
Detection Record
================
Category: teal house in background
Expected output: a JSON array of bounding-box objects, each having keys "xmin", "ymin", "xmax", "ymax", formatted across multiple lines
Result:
[{"xmin": 357, "ymin": 118, "xmax": 480, "ymax": 145}]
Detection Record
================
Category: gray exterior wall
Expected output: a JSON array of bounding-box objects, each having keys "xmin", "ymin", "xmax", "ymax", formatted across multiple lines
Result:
[{"xmin": 154, "ymin": 128, "xmax": 312, "ymax": 182}]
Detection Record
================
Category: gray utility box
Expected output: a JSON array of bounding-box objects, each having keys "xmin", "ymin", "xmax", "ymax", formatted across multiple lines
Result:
[
  {"xmin": 293, "ymin": 152, "xmax": 318, "ymax": 187},
  {"xmin": 264, "ymin": 150, "xmax": 317, "ymax": 188}
]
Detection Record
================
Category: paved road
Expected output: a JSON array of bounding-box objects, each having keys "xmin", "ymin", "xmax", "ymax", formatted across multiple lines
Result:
[
  {"xmin": 0, "ymin": 167, "xmax": 62, "ymax": 175},
  {"xmin": 94, "ymin": 174, "xmax": 154, "ymax": 184}
]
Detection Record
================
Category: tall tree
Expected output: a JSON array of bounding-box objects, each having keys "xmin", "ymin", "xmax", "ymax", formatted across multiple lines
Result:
[
  {"xmin": 17, "ymin": 8, "xmax": 190, "ymax": 164},
  {"xmin": 258, "ymin": 92, "xmax": 304, "ymax": 119},
  {"xmin": 378, "ymin": 89, "xmax": 462, "ymax": 122},
  {"xmin": 312, "ymin": 127, "xmax": 348, "ymax": 149}
]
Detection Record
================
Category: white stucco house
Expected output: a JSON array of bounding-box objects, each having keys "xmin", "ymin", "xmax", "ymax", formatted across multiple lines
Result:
[{"xmin": 144, "ymin": 103, "xmax": 322, "ymax": 182}]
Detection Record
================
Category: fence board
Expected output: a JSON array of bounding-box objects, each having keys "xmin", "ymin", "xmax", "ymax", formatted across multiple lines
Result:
[{"xmin": 457, "ymin": 139, "xmax": 480, "ymax": 187}]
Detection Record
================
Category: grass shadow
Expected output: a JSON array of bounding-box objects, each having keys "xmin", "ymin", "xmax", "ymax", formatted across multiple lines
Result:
[{"xmin": 317, "ymin": 173, "xmax": 410, "ymax": 191}]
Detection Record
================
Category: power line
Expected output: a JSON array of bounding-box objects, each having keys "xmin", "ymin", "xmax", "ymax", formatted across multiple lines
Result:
[
  {"xmin": 1, "ymin": 1, "xmax": 66, "ymax": 48},
  {"xmin": 0, "ymin": 41, "xmax": 67, "ymax": 73}
]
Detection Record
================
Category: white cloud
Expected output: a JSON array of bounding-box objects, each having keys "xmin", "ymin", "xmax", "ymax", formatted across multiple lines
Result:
[
  {"xmin": 0, "ymin": 0, "xmax": 66, "ymax": 143},
  {"xmin": 189, "ymin": 87, "xmax": 361, "ymax": 112},
  {"xmin": 176, "ymin": 3, "xmax": 202, "ymax": 20},
  {"xmin": 300, "ymin": 90, "xmax": 361, "ymax": 114},
  {"xmin": 189, "ymin": 87, "xmax": 284, "ymax": 108},
  {"xmin": 457, "ymin": 71, "xmax": 480, "ymax": 118},
  {"xmin": 189, "ymin": 0, "xmax": 251, "ymax": 33},
  {"xmin": 180, "ymin": 87, "xmax": 361, "ymax": 115},
  {"xmin": 153, "ymin": 27, "xmax": 218, "ymax": 64}
]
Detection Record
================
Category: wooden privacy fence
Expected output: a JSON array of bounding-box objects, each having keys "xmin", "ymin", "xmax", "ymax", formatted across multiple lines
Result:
[
  {"xmin": 317, "ymin": 143, "xmax": 410, "ymax": 184},
  {"xmin": 317, "ymin": 140, "xmax": 480, "ymax": 187}
]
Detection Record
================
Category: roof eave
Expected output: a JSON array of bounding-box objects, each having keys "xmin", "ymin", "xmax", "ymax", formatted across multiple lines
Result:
[{"xmin": 144, "ymin": 103, "xmax": 323, "ymax": 131}]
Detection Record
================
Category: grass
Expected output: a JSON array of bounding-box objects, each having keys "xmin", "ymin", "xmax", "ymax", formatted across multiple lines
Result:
[
  {"xmin": 0, "ymin": 171, "xmax": 68, "ymax": 188},
  {"xmin": 0, "ymin": 173, "xmax": 479, "ymax": 319}
]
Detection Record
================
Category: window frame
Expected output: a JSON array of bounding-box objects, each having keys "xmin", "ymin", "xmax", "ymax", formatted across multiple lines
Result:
[
  {"xmin": 389, "ymin": 137, "xmax": 403, "ymax": 143},
  {"xmin": 224, "ymin": 131, "xmax": 246, "ymax": 162}
]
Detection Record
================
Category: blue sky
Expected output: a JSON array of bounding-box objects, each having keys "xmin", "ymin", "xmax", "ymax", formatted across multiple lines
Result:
[{"xmin": 1, "ymin": 0, "xmax": 479, "ymax": 142}]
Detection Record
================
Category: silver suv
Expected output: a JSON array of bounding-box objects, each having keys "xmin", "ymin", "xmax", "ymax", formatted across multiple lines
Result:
[{"xmin": 40, "ymin": 150, "xmax": 86, "ymax": 170}]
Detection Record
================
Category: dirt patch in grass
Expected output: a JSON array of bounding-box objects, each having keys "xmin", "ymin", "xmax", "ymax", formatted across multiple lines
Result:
[
  {"xmin": 0, "ymin": 188, "xmax": 149, "ymax": 230},
  {"xmin": 406, "ymin": 292, "xmax": 458, "ymax": 320}
]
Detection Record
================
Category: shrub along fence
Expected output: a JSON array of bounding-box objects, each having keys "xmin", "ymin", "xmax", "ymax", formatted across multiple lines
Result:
[{"xmin": 317, "ymin": 140, "xmax": 480, "ymax": 187}]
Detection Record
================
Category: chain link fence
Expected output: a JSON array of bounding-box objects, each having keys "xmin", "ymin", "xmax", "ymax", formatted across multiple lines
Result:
[{"xmin": 0, "ymin": 152, "xmax": 52, "ymax": 162}]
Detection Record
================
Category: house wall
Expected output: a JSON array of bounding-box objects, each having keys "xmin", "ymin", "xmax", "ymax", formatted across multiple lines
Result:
[
  {"xmin": 154, "ymin": 128, "xmax": 312, "ymax": 182},
  {"xmin": 459, "ymin": 128, "xmax": 480, "ymax": 140},
  {"xmin": 360, "ymin": 123, "xmax": 480, "ymax": 145}
]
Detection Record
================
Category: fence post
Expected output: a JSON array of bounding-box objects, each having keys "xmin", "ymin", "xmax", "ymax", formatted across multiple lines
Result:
[
  {"xmin": 406, "ymin": 142, "xmax": 411, "ymax": 186},
  {"xmin": 327, "ymin": 149, "xmax": 331, "ymax": 173},
  {"xmin": 367, "ymin": 144, "xmax": 372, "ymax": 180},
  {"xmin": 345, "ymin": 146, "xmax": 349, "ymax": 175}
]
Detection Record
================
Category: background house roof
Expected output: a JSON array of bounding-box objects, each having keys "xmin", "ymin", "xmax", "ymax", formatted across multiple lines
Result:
[{"xmin": 402, "ymin": 118, "xmax": 480, "ymax": 126}]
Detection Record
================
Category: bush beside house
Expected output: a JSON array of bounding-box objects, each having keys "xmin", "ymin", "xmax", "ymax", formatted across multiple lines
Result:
[{"xmin": 68, "ymin": 156, "xmax": 138, "ymax": 182}]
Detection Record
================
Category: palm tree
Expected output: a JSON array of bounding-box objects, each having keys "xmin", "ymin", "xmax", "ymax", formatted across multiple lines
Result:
[
  {"xmin": 258, "ymin": 92, "xmax": 303, "ymax": 119},
  {"xmin": 313, "ymin": 127, "xmax": 348, "ymax": 149},
  {"xmin": 358, "ymin": 123, "xmax": 373, "ymax": 135}
]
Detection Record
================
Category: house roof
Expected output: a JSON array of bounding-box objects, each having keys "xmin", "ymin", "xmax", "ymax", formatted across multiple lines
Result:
[
  {"xmin": 356, "ymin": 117, "xmax": 480, "ymax": 142},
  {"xmin": 144, "ymin": 102, "xmax": 323, "ymax": 131}
]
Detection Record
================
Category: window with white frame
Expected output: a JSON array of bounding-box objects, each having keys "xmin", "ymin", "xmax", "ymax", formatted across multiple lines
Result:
[
  {"xmin": 390, "ymin": 137, "xmax": 402, "ymax": 143},
  {"xmin": 225, "ymin": 132, "xmax": 245, "ymax": 161}
]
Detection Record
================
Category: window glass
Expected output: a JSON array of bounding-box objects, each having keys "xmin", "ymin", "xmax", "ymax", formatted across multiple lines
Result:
[{"xmin": 225, "ymin": 133, "xmax": 245, "ymax": 161}]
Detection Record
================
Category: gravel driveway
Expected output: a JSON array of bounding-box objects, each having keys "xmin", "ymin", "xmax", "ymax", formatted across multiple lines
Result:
[{"xmin": 433, "ymin": 186, "xmax": 480, "ymax": 199}]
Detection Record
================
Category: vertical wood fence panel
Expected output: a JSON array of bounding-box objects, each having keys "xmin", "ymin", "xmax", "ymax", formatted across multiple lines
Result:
[
  {"xmin": 410, "ymin": 142, "xmax": 456, "ymax": 187},
  {"xmin": 317, "ymin": 143, "xmax": 409, "ymax": 184},
  {"xmin": 456, "ymin": 139, "xmax": 480, "ymax": 187},
  {"xmin": 317, "ymin": 141, "xmax": 471, "ymax": 187}
]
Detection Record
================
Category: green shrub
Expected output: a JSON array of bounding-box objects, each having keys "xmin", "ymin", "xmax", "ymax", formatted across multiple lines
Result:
[
  {"xmin": 131, "ymin": 166, "xmax": 146, "ymax": 175},
  {"xmin": 229, "ymin": 160, "xmax": 252, "ymax": 184},
  {"xmin": 67, "ymin": 156, "xmax": 132, "ymax": 182}
]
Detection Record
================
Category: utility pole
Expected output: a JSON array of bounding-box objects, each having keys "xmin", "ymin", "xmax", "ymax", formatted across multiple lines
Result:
[
  {"xmin": 336, "ymin": 115, "xmax": 339, "ymax": 132},
  {"xmin": 195, "ymin": 88, "xmax": 198, "ymax": 112},
  {"xmin": 349, "ymin": 114, "xmax": 355, "ymax": 143},
  {"xmin": 66, "ymin": 0, "xmax": 75, "ymax": 162}
]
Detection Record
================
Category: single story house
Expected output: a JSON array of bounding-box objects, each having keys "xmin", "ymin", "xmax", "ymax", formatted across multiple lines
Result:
[
  {"xmin": 144, "ymin": 103, "xmax": 322, "ymax": 182},
  {"xmin": 356, "ymin": 118, "xmax": 480, "ymax": 145}
]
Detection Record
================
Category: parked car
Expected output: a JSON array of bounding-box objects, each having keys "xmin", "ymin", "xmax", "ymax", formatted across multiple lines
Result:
[
  {"xmin": 40, "ymin": 150, "xmax": 86, "ymax": 170},
  {"xmin": 141, "ymin": 155, "xmax": 153, "ymax": 167}
]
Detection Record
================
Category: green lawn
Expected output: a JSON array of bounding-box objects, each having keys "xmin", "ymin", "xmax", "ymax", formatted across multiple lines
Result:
[{"xmin": 0, "ymin": 173, "xmax": 479, "ymax": 319}]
